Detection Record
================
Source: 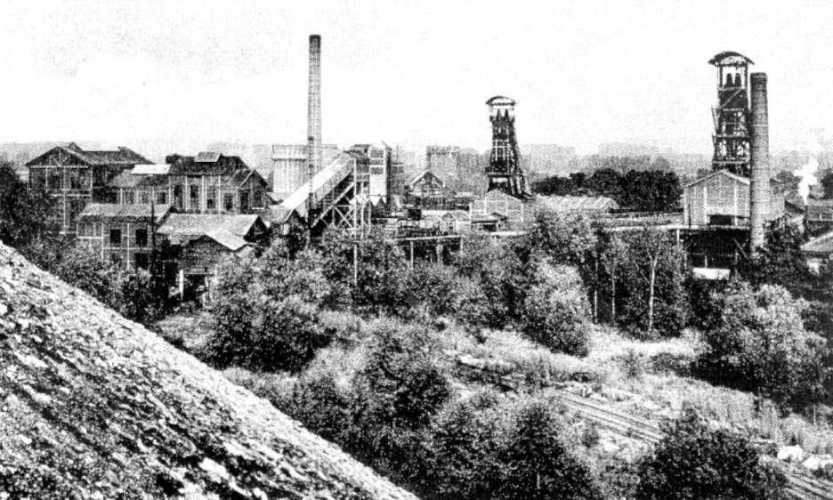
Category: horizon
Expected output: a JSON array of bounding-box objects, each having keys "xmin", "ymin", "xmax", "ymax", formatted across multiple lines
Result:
[{"xmin": 2, "ymin": 1, "xmax": 833, "ymax": 156}]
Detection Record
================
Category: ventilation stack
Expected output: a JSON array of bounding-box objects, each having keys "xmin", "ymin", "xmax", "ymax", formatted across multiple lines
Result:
[
  {"xmin": 307, "ymin": 34, "xmax": 322, "ymax": 193},
  {"xmin": 749, "ymin": 72, "xmax": 770, "ymax": 253}
]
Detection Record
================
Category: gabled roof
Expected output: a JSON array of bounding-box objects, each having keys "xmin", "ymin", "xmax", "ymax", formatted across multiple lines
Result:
[
  {"xmin": 204, "ymin": 228, "xmax": 249, "ymax": 251},
  {"xmin": 684, "ymin": 169, "xmax": 750, "ymax": 188},
  {"xmin": 26, "ymin": 143, "xmax": 152, "ymax": 167},
  {"xmin": 409, "ymin": 170, "xmax": 446, "ymax": 188},
  {"xmin": 157, "ymin": 214, "xmax": 264, "ymax": 249},
  {"xmin": 78, "ymin": 203, "xmax": 171, "ymax": 222}
]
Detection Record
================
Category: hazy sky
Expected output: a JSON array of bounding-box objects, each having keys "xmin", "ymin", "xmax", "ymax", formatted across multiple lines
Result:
[{"xmin": 1, "ymin": 0, "xmax": 832, "ymax": 154}]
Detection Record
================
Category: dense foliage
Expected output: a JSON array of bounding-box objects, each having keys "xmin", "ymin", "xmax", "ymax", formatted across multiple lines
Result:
[
  {"xmin": 0, "ymin": 162, "xmax": 53, "ymax": 248},
  {"xmin": 636, "ymin": 410, "xmax": 787, "ymax": 499},
  {"xmin": 695, "ymin": 282, "xmax": 830, "ymax": 409},
  {"xmin": 532, "ymin": 161, "xmax": 682, "ymax": 212},
  {"xmin": 202, "ymin": 242, "xmax": 334, "ymax": 372}
]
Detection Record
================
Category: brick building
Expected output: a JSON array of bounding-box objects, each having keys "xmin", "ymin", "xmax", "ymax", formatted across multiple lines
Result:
[
  {"xmin": 76, "ymin": 203, "xmax": 171, "ymax": 271},
  {"xmin": 26, "ymin": 143, "xmax": 152, "ymax": 234},
  {"xmin": 114, "ymin": 152, "xmax": 270, "ymax": 215}
]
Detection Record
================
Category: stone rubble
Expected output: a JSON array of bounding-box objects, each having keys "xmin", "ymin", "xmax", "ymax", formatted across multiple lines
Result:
[{"xmin": 0, "ymin": 242, "xmax": 415, "ymax": 499}]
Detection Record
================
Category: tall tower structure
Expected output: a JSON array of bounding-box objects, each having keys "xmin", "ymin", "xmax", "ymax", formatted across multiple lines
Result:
[
  {"xmin": 307, "ymin": 34, "xmax": 323, "ymax": 199},
  {"xmin": 709, "ymin": 51, "xmax": 754, "ymax": 176},
  {"xmin": 486, "ymin": 96, "xmax": 529, "ymax": 198},
  {"xmin": 749, "ymin": 72, "xmax": 771, "ymax": 252}
]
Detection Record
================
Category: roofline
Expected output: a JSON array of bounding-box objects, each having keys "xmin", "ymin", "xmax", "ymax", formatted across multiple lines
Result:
[{"xmin": 684, "ymin": 169, "xmax": 750, "ymax": 188}]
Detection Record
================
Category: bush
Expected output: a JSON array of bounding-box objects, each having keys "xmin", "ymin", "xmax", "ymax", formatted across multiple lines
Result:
[
  {"xmin": 495, "ymin": 401, "xmax": 601, "ymax": 499},
  {"xmin": 202, "ymin": 242, "xmax": 335, "ymax": 372},
  {"xmin": 636, "ymin": 409, "xmax": 787, "ymax": 499},
  {"xmin": 454, "ymin": 235, "xmax": 526, "ymax": 328},
  {"xmin": 520, "ymin": 261, "xmax": 590, "ymax": 356},
  {"xmin": 695, "ymin": 282, "xmax": 830, "ymax": 409}
]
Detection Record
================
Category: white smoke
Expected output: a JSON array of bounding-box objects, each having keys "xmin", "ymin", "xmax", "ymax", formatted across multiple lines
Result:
[{"xmin": 797, "ymin": 155, "xmax": 818, "ymax": 203}]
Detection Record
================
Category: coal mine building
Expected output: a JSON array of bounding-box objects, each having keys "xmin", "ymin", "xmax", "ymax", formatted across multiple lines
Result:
[
  {"xmin": 156, "ymin": 213, "xmax": 268, "ymax": 297},
  {"xmin": 682, "ymin": 170, "xmax": 784, "ymax": 227},
  {"xmin": 26, "ymin": 143, "xmax": 152, "ymax": 234},
  {"xmin": 159, "ymin": 152, "xmax": 270, "ymax": 215},
  {"xmin": 76, "ymin": 203, "xmax": 171, "ymax": 271}
]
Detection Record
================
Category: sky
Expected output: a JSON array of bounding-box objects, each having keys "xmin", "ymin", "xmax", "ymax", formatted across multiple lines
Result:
[{"xmin": 1, "ymin": 0, "xmax": 832, "ymax": 155}]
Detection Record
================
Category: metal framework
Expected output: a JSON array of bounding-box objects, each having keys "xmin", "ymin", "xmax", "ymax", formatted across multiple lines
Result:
[
  {"xmin": 486, "ymin": 96, "xmax": 530, "ymax": 199},
  {"xmin": 709, "ymin": 51, "xmax": 754, "ymax": 177}
]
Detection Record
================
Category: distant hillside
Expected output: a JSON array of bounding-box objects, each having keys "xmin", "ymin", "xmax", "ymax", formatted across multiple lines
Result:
[{"xmin": 0, "ymin": 242, "xmax": 414, "ymax": 499}]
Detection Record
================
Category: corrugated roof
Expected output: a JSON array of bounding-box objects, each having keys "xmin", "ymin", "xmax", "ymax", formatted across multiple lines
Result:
[
  {"xmin": 204, "ymin": 228, "xmax": 249, "ymax": 251},
  {"xmin": 536, "ymin": 195, "xmax": 619, "ymax": 211},
  {"xmin": 78, "ymin": 203, "xmax": 171, "ymax": 222}
]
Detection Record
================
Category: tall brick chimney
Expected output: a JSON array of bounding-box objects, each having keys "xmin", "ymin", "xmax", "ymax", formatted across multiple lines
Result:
[
  {"xmin": 749, "ymin": 72, "xmax": 770, "ymax": 253},
  {"xmin": 307, "ymin": 34, "xmax": 322, "ymax": 185}
]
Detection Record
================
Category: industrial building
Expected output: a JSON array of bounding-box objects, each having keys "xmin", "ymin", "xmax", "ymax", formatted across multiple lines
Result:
[{"xmin": 26, "ymin": 142, "xmax": 152, "ymax": 234}]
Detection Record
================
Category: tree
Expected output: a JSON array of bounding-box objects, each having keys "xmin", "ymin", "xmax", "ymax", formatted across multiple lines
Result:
[
  {"xmin": 696, "ymin": 282, "xmax": 830, "ymax": 409},
  {"xmin": 523, "ymin": 209, "xmax": 598, "ymax": 267},
  {"xmin": 202, "ymin": 241, "xmax": 335, "ymax": 372},
  {"xmin": 496, "ymin": 402, "xmax": 600, "ymax": 499},
  {"xmin": 598, "ymin": 232, "xmax": 627, "ymax": 324},
  {"xmin": 0, "ymin": 162, "xmax": 53, "ymax": 248},
  {"xmin": 520, "ymin": 260, "xmax": 590, "ymax": 356},
  {"xmin": 618, "ymin": 229, "xmax": 687, "ymax": 337},
  {"xmin": 636, "ymin": 409, "xmax": 787, "ymax": 499}
]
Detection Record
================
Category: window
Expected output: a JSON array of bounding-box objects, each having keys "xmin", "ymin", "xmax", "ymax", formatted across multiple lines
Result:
[
  {"xmin": 30, "ymin": 169, "xmax": 46, "ymax": 190},
  {"xmin": 189, "ymin": 184, "xmax": 200, "ymax": 209},
  {"xmin": 207, "ymin": 187, "xmax": 217, "ymax": 210},
  {"xmin": 69, "ymin": 169, "xmax": 83, "ymax": 190},
  {"xmin": 135, "ymin": 253, "xmax": 149, "ymax": 269},
  {"xmin": 223, "ymin": 193, "xmax": 234, "ymax": 211},
  {"xmin": 135, "ymin": 228, "xmax": 148, "ymax": 247},
  {"xmin": 173, "ymin": 185, "xmax": 183, "ymax": 210},
  {"xmin": 124, "ymin": 191, "xmax": 135, "ymax": 204},
  {"xmin": 157, "ymin": 190, "xmax": 167, "ymax": 205},
  {"xmin": 254, "ymin": 190, "xmax": 263, "ymax": 208},
  {"xmin": 48, "ymin": 168, "xmax": 62, "ymax": 190},
  {"xmin": 240, "ymin": 191, "xmax": 249, "ymax": 211},
  {"xmin": 110, "ymin": 228, "xmax": 122, "ymax": 246},
  {"xmin": 139, "ymin": 191, "xmax": 150, "ymax": 204}
]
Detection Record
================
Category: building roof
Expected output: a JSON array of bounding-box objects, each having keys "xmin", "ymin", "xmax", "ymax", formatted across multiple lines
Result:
[
  {"xmin": 802, "ymin": 230, "xmax": 833, "ymax": 256},
  {"xmin": 486, "ymin": 95, "xmax": 516, "ymax": 106},
  {"xmin": 78, "ymin": 203, "xmax": 171, "ymax": 222},
  {"xmin": 157, "ymin": 214, "xmax": 264, "ymax": 250},
  {"xmin": 708, "ymin": 51, "xmax": 754, "ymax": 66},
  {"xmin": 131, "ymin": 164, "xmax": 171, "ymax": 175},
  {"xmin": 109, "ymin": 168, "xmax": 169, "ymax": 189},
  {"xmin": 536, "ymin": 195, "xmax": 619, "ymax": 212},
  {"xmin": 409, "ymin": 170, "xmax": 446, "ymax": 188},
  {"xmin": 26, "ymin": 142, "xmax": 152, "ymax": 167},
  {"xmin": 684, "ymin": 169, "xmax": 750, "ymax": 188}
]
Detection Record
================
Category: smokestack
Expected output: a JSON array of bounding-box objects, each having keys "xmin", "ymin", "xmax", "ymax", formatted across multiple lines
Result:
[
  {"xmin": 749, "ymin": 72, "xmax": 770, "ymax": 253},
  {"xmin": 307, "ymin": 34, "xmax": 322, "ymax": 185}
]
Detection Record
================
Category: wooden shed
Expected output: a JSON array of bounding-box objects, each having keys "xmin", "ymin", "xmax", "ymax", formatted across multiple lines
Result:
[{"xmin": 683, "ymin": 170, "xmax": 783, "ymax": 227}]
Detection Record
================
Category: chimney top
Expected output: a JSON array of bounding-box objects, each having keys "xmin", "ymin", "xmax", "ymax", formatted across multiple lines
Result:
[{"xmin": 751, "ymin": 72, "xmax": 767, "ymax": 82}]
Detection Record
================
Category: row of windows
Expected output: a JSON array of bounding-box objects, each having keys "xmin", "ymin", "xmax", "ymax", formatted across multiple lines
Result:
[
  {"xmin": 78, "ymin": 224, "xmax": 148, "ymax": 247},
  {"xmin": 30, "ymin": 168, "xmax": 91, "ymax": 191}
]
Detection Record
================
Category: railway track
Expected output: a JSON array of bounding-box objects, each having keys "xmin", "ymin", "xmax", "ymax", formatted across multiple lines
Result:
[{"xmin": 553, "ymin": 390, "xmax": 833, "ymax": 499}]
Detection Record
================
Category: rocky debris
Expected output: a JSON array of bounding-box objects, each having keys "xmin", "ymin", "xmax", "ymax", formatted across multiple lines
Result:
[
  {"xmin": 801, "ymin": 455, "xmax": 833, "ymax": 472},
  {"xmin": 0, "ymin": 243, "xmax": 414, "ymax": 499}
]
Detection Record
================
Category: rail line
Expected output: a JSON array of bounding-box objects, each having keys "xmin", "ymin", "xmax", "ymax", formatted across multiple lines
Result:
[{"xmin": 553, "ymin": 390, "xmax": 833, "ymax": 499}]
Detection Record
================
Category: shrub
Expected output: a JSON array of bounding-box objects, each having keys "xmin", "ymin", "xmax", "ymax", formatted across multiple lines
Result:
[
  {"xmin": 520, "ymin": 261, "xmax": 590, "ymax": 356},
  {"xmin": 695, "ymin": 282, "xmax": 830, "ymax": 409},
  {"xmin": 495, "ymin": 401, "xmax": 601, "ymax": 499},
  {"xmin": 636, "ymin": 409, "xmax": 787, "ymax": 499}
]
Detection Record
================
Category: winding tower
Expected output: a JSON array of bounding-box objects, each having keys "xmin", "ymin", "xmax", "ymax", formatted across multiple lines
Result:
[
  {"xmin": 709, "ymin": 51, "xmax": 754, "ymax": 176},
  {"xmin": 486, "ymin": 96, "xmax": 530, "ymax": 198}
]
